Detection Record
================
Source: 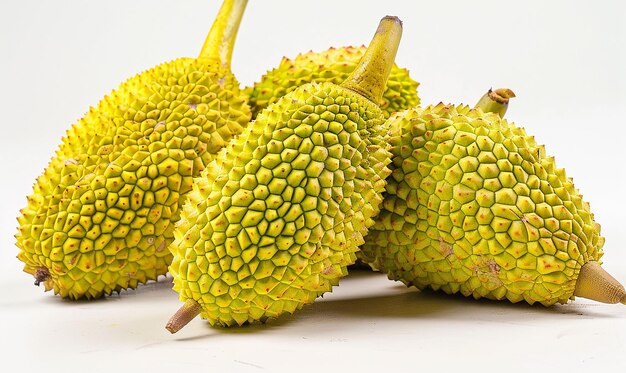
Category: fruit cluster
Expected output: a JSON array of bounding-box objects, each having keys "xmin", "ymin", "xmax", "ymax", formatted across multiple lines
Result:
[{"xmin": 15, "ymin": 0, "xmax": 625, "ymax": 335}]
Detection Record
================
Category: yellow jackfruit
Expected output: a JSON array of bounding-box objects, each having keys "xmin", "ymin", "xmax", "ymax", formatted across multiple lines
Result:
[
  {"xmin": 16, "ymin": 0, "xmax": 251, "ymax": 299},
  {"xmin": 361, "ymin": 89, "xmax": 626, "ymax": 306},
  {"xmin": 166, "ymin": 16, "xmax": 403, "ymax": 331},
  {"xmin": 245, "ymin": 45, "xmax": 419, "ymax": 119}
]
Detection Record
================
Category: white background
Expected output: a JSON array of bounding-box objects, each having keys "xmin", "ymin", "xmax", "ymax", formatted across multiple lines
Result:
[{"xmin": 1, "ymin": 0, "xmax": 625, "ymax": 371}]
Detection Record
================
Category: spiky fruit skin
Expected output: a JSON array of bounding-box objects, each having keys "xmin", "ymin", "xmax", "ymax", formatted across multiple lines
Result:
[
  {"xmin": 360, "ymin": 104, "xmax": 604, "ymax": 306},
  {"xmin": 169, "ymin": 82, "xmax": 391, "ymax": 326},
  {"xmin": 245, "ymin": 46, "xmax": 419, "ymax": 119},
  {"xmin": 16, "ymin": 58, "xmax": 251, "ymax": 299}
]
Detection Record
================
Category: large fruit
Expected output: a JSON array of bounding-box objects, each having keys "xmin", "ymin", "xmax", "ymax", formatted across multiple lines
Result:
[
  {"xmin": 15, "ymin": 0, "xmax": 251, "ymax": 299},
  {"xmin": 166, "ymin": 16, "xmax": 403, "ymax": 332},
  {"xmin": 245, "ymin": 45, "xmax": 419, "ymax": 118},
  {"xmin": 360, "ymin": 89, "xmax": 626, "ymax": 306}
]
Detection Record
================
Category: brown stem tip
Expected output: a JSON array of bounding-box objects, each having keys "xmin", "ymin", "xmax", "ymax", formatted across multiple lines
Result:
[
  {"xmin": 34, "ymin": 267, "xmax": 50, "ymax": 286},
  {"xmin": 574, "ymin": 261, "xmax": 626, "ymax": 305},
  {"xmin": 166, "ymin": 299, "xmax": 203, "ymax": 334},
  {"xmin": 490, "ymin": 88, "xmax": 516, "ymax": 104},
  {"xmin": 474, "ymin": 87, "xmax": 516, "ymax": 118}
]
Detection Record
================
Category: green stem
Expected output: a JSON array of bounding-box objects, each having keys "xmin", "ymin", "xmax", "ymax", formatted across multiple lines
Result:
[
  {"xmin": 198, "ymin": 0, "xmax": 248, "ymax": 67},
  {"xmin": 341, "ymin": 16, "xmax": 403, "ymax": 104},
  {"xmin": 474, "ymin": 88, "xmax": 516, "ymax": 117}
]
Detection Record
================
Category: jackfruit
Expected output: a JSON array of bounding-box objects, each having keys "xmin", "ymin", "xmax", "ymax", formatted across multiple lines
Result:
[
  {"xmin": 166, "ymin": 16, "xmax": 403, "ymax": 332},
  {"xmin": 15, "ymin": 0, "xmax": 251, "ymax": 299},
  {"xmin": 361, "ymin": 88, "xmax": 626, "ymax": 306},
  {"xmin": 245, "ymin": 45, "xmax": 419, "ymax": 119}
]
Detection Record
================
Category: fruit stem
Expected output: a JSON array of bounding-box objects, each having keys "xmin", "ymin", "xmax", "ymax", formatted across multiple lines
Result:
[
  {"xmin": 474, "ymin": 88, "xmax": 516, "ymax": 117},
  {"xmin": 341, "ymin": 16, "xmax": 403, "ymax": 104},
  {"xmin": 166, "ymin": 299, "xmax": 203, "ymax": 334},
  {"xmin": 34, "ymin": 267, "xmax": 50, "ymax": 286},
  {"xmin": 573, "ymin": 261, "xmax": 626, "ymax": 304},
  {"xmin": 199, "ymin": 0, "xmax": 248, "ymax": 67}
]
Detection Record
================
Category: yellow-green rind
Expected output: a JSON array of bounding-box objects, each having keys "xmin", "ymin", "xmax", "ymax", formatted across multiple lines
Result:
[
  {"xmin": 169, "ymin": 81, "xmax": 390, "ymax": 326},
  {"xmin": 360, "ymin": 104, "xmax": 603, "ymax": 306},
  {"xmin": 245, "ymin": 46, "xmax": 419, "ymax": 118},
  {"xmin": 16, "ymin": 58, "xmax": 251, "ymax": 299}
]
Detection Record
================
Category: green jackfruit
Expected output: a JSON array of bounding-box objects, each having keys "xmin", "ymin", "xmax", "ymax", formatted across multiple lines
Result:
[
  {"xmin": 15, "ymin": 0, "xmax": 251, "ymax": 299},
  {"xmin": 166, "ymin": 16, "xmax": 403, "ymax": 331},
  {"xmin": 245, "ymin": 45, "xmax": 419, "ymax": 119},
  {"xmin": 360, "ymin": 89, "xmax": 626, "ymax": 306}
]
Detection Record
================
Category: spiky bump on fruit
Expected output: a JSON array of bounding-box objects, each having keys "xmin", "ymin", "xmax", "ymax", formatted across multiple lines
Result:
[
  {"xmin": 245, "ymin": 45, "xmax": 419, "ymax": 118},
  {"xmin": 360, "ymin": 94, "xmax": 625, "ymax": 306},
  {"xmin": 166, "ymin": 16, "xmax": 403, "ymax": 331},
  {"xmin": 15, "ymin": 0, "xmax": 251, "ymax": 299}
]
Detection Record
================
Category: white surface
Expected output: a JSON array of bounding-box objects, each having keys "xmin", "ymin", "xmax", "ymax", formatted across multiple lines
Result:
[
  {"xmin": 1, "ymin": 0, "xmax": 625, "ymax": 372},
  {"xmin": 2, "ymin": 271, "xmax": 626, "ymax": 372}
]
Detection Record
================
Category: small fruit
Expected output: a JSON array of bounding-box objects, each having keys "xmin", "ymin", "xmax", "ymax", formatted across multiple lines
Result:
[
  {"xmin": 15, "ymin": 0, "xmax": 251, "ymax": 299},
  {"xmin": 166, "ymin": 16, "xmax": 404, "ymax": 331},
  {"xmin": 245, "ymin": 45, "xmax": 419, "ymax": 118},
  {"xmin": 360, "ymin": 88, "xmax": 626, "ymax": 306}
]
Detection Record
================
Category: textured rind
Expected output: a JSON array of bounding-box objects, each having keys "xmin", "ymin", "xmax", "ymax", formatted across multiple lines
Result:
[
  {"xmin": 16, "ymin": 57, "xmax": 251, "ymax": 299},
  {"xmin": 245, "ymin": 46, "xmax": 419, "ymax": 119},
  {"xmin": 360, "ymin": 104, "xmax": 604, "ymax": 306},
  {"xmin": 170, "ymin": 82, "xmax": 391, "ymax": 326}
]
